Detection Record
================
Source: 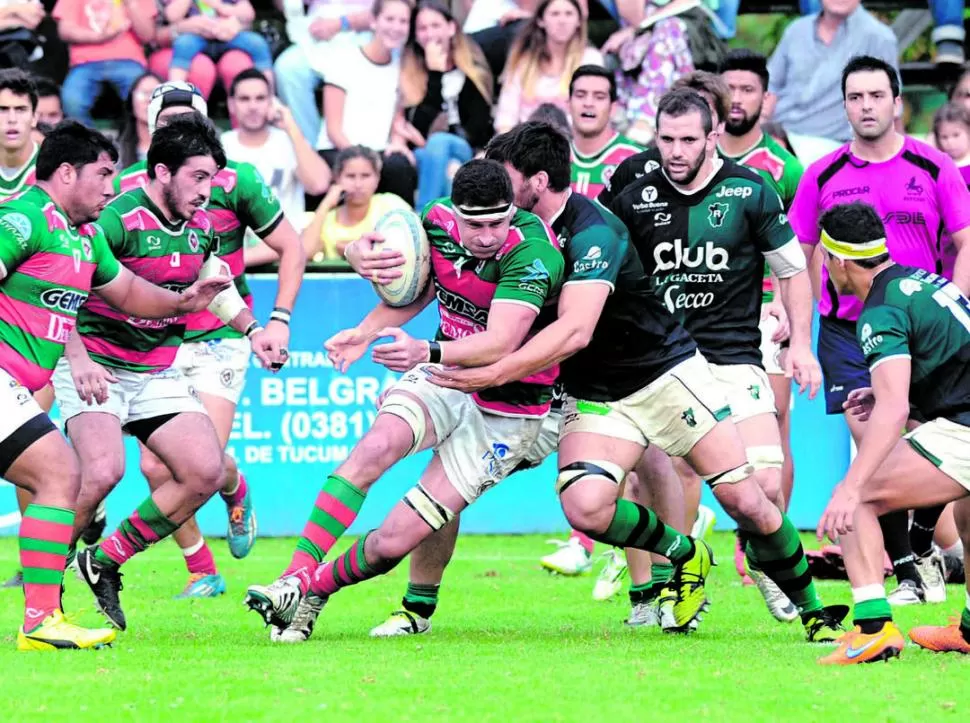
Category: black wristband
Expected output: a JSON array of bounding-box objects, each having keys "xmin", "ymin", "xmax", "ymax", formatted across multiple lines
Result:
[
  {"xmin": 269, "ymin": 307, "xmax": 291, "ymax": 325},
  {"xmin": 428, "ymin": 340, "xmax": 442, "ymax": 364},
  {"xmin": 244, "ymin": 320, "xmax": 262, "ymax": 338}
]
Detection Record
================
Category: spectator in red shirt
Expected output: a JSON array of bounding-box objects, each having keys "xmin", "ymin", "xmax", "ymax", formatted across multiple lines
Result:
[{"xmin": 53, "ymin": 0, "xmax": 157, "ymax": 127}]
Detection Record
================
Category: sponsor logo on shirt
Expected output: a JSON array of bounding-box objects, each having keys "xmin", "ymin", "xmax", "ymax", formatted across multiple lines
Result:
[
  {"xmin": 655, "ymin": 212, "xmax": 671, "ymax": 226},
  {"xmin": 188, "ymin": 231, "xmax": 200, "ymax": 253},
  {"xmin": 643, "ymin": 160, "xmax": 660, "ymax": 174},
  {"xmin": 40, "ymin": 288, "xmax": 87, "ymax": 314},
  {"xmin": 832, "ymin": 186, "xmax": 870, "ymax": 199},
  {"xmin": 899, "ymin": 279, "xmax": 923, "ymax": 296},
  {"xmin": 882, "ymin": 211, "xmax": 925, "ymax": 226},
  {"xmin": 573, "ymin": 245, "xmax": 610, "ymax": 274},
  {"xmin": 0, "ymin": 212, "xmax": 32, "ymax": 246},
  {"xmin": 860, "ymin": 322, "xmax": 884, "ymax": 355},
  {"xmin": 715, "ymin": 185, "xmax": 753, "ymax": 199},
  {"xmin": 632, "ymin": 185, "xmax": 668, "ymax": 212},
  {"xmin": 905, "ymin": 176, "xmax": 923, "ymax": 196},
  {"xmin": 521, "ymin": 258, "xmax": 551, "ymax": 283},
  {"xmin": 642, "ymin": 186, "xmax": 659, "ymax": 202},
  {"xmin": 653, "ymin": 238, "xmax": 730, "ymax": 273}
]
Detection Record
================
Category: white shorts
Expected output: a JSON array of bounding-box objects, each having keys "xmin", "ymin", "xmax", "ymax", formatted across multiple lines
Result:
[
  {"xmin": 561, "ymin": 352, "xmax": 731, "ymax": 459},
  {"xmin": 708, "ymin": 362, "xmax": 777, "ymax": 422},
  {"xmin": 0, "ymin": 368, "xmax": 56, "ymax": 473},
  {"xmin": 523, "ymin": 408, "xmax": 562, "ymax": 466},
  {"xmin": 387, "ymin": 364, "xmax": 545, "ymax": 504},
  {"xmin": 52, "ymin": 358, "xmax": 204, "ymax": 427},
  {"xmin": 906, "ymin": 418, "xmax": 970, "ymax": 492},
  {"xmin": 173, "ymin": 337, "xmax": 251, "ymax": 405},
  {"xmin": 759, "ymin": 314, "xmax": 786, "ymax": 375}
]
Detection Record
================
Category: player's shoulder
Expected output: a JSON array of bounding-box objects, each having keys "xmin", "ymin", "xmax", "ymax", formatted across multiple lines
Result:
[
  {"xmin": 566, "ymin": 192, "xmax": 622, "ymax": 235},
  {"xmin": 870, "ymin": 265, "xmax": 928, "ymax": 309},
  {"xmin": 899, "ymin": 135, "xmax": 954, "ymax": 180},
  {"xmin": 0, "ymin": 189, "xmax": 46, "ymax": 239},
  {"xmin": 611, "ymin": 162, "xmax": 665, "ymax": 206},
  {"xmin": 804, "ymin": 143, "xmax": 853, "ymax": 187}
]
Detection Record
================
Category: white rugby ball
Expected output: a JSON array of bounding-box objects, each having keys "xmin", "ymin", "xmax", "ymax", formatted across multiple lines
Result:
[{"xmin": 372, "ymin": 208, "xmax": 431, "ymax": 307}]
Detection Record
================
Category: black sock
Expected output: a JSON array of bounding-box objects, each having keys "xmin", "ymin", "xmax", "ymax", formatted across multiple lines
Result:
[
  {"xmin": 401, "ymin": 583, "xmax": 439, "ymax": 619},
  {"xmin": 909, "ymin": 505, "xmax": 946, "ymax": 558},
  {"xmin": 858, "ymin": 617, "xmax": 891, "ymax": 635},
  {"xmin": 735, "ymin": 528, "xmax": 751, "ymax": 555},
  {"xmin": 879, "ymin": 510, "xmax": 923, "ymax": 586}
]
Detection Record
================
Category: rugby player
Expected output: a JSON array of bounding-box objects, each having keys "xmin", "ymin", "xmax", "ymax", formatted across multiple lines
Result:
[
  {"xmin": 790, "ymin": 55, "xmax": 970, "ymax": 605},
  {"xmin": 814, "ymin": 202, "xmax": 970, "ymax": 664},
  {"xmin": 66, "ymin": 115, "xmax": 280, "ymax": 631}
]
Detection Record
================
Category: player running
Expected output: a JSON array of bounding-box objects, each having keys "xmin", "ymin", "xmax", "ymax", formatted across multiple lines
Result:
[
  {"xmin": 245, "ymin": 159, "xmax": 567, "ymax": 640},
  {"xmin": 116, "ymin": 82, "xmax": 305, "ymax": 598},
  {"xmin": 813, "ymin": 202, "xmax": 970, "ymax": 664},
  {"xmin": 790, "ymin": 55, "xmax": 970, "ymax": 606},
  {"xmin": 0, "ymin": 121, "xmax": 231, "ymax": 650},
  {"xmin": 433, "ymin": 117, "xmax": 847, "ymax": 642},
  {"xmin": 66, "ymin": 115, "xmax": 280, "ymax": 631}
]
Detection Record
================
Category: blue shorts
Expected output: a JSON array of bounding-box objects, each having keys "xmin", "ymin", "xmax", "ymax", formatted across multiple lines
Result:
[{"xmin": 817, "ymin": 316, "xmax": 871, "ymax": 415}]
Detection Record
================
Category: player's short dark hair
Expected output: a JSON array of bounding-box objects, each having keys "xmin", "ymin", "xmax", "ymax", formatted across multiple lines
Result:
[
  {"xmin": 0, "ymin": 68, "xmax": 38, "ymax": 111},
  {"xmin": 229, "ymin": 68, "xmax": 270, "ymax": 97},
  {"xmin": 147, "ymin": 113, "xmax": 226, "ymax": 180},
  {"xmin": 657, "ymin": 88, "xmax": 714, "ymax": 136},
  {"xmin": 527, "ymin": 103, "xmax": 571, "ymax": 138},
  {"xmin": 484, "ymin": 121, "xmax": 571, "ymax": 192},
  {"xmin": 32, "ymin": 76, "xmax": 60, "ymax": 100},
  {"xmin": 718, "ymin": 48, "xmax": 769, "ymax": 91},
  {"xmin": 841, "ymin": 55, "xmax": 900, "ymax": 99},
  {"xmin": 451, "ymin": 159, "xmax": 513, "ymax": 209},
  {"xmin": 569, "ymin": 64, "xmax": 617, "ymax": 102},
  {"xmin": 36, "ymin": 121, "xmax": 118, "ymax": 181},
  {"xmin": 819, "ymin": 202, "xmax": 890, "ymax": 269},
  {"xmin": 671, "ymin": 71, "xmax": 729, "ymax": 126}
]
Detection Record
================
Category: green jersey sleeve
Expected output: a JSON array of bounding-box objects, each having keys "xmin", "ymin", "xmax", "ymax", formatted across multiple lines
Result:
[
  {"xmin": 566, "ymin": 223, "xmax": 626, "ymax": 290},
  {"xmin": 235, "ymin": 162, "xmax": 285, "ymax": 238},
  {"xmin": 0, "ymin": 206, "xmax": 40, "ymax": 277},
  {"xmin": 751, "ymin": 184, "xmax": 795, "ymax": 254},
  {"xmin": 94, "ymin": 206, "xmax": 129, "ymax": 256},
  {"xmin": 494, "ymin": 240, "xmax": 564, "ymax": 311},
  {"xmin": 89, "ymin": 227, "xmax": 122, "ymax": 288},
  {"xmin": 858, "ymin": 304, "xmax": 912, "ymax": 370},
  {"xmin": 778, "ymin": 154, "xmax": 804, "ymax": 210}
]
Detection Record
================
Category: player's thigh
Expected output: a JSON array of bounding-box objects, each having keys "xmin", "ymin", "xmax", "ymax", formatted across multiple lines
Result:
[
  {"xmin": 0, "ymin": 372, "xmax": 69, "ymax": 493},
  {"xmin": 4, "ymin": 427, "xmax": 78, "ymax": 498},
  {"xmin": 142, "ymin": 411, "xmax": 225, "ymax": 487},
  {"xmin": 557, "ymin": 429, "xmax": 645, "ymax": 513},
  {"xmin": 175, "ymin": 339, "xmax": 249, "ymax": 442},
  {"xmin": 32, "ymin": 384, "xmax": 55, "ymax": 414},
  {"xmin": 863, "ymin": 420, "xmax": 970, "ymax": 513}
]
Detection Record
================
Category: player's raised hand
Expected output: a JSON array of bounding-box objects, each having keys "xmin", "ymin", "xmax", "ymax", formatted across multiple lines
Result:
[
  {"xmin": 70, "ymin": 357, "xmax": 118, "ymax": 405},
  {"xmin": 325, "ymin": 327, "xmax": 374, "ymax": 372},
  {"xmin": 842, "ymin": 387, "xmax": 875, "ymax": 422},
  {"xmin": 817, "ymin": 481, "xmax": 860, "ymax": 543},
  {"xmin": 177, "ymin": 276, "xmax": 234, "ymax": 314},
  {"xmin": 343, "ymin": 232, "xmax": 405, "ymax": 285},
  {"xmin": 249, "ymin": 328, "xmax": 285, "ymax": 371},
  {"xmin": 372, "ymin": 327, "xmax": 428, "ymax": 372},
  {"xmin": 785, "ymin": 344, "xmax": 822, "ymax": 399},
  {"xmin": 427, "ymin": 364, "xmax": 501, "ymax": 393}
]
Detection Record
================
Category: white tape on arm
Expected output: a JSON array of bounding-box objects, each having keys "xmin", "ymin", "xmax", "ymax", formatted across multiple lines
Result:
[
  {"xmin": 763, "ymin": 237, "xmax": 807, "ymax": 279},
  {"xmin": 200, "ymin": 255, "xmax": 247, "ymax": 323}
]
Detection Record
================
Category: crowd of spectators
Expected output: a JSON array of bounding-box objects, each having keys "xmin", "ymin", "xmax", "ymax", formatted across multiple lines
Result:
[{"xmin": 0, "ymin": 0, "xmax": 966, "ymax": 266}]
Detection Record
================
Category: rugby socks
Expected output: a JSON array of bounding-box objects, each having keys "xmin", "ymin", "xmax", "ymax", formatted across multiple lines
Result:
[
  {"xmin": 95, "ymin": 497, "xmax": 178, "ymax": 568},
  {"xmin": 595, "ymin": 500, "xmax": 694, "ymax": 563},
  {"xmin": 569, "ymin": 529, "xmax": 594, "ymax": 555},
  {"xmin": 20, "ymin": 505, "xmax": 73, "ymax": 631},
  {"xmin": 285, "ymin": 474, "xmax": 366, "ymax": 592},
  {"xmin": 628, "ymin": 563, "xmax": 674, "ymax": 605},
  {"xmin": 220, "ymin": 472, "xmax": 248, "ymax": 508},
  {"xmin": 309, "ymin": 534, "xmax": 382, "ymax": 597},
  {"xmin": 746, "ymin": 514, "xmax": 823, "ymax": 617},
  {"xmin": 879, "ymin": 510, "xmax": 923, "ymax": 586},
  {"xmin": 402, "ymin": 582, "xmax": 440, "ymax": 619},
  {"xmin": 961, "ymin": 591, "xmax": 970, "ymax": 644},
  {"xmin": 852, "ymin": 584, "xmax": 892, "ymax": 634},
  {"xmin": 182, "ymin": 538, "xmax": 218, "ymax": 576},
  {"xmin": 910, "ymin": 505, "xmax": 945, "ymax": 558}
]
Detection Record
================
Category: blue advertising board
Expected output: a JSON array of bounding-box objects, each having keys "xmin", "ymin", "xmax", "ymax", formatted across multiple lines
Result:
[{"xmin": 0, "ymin": 275, "xmax": 851, "ymax": 536}]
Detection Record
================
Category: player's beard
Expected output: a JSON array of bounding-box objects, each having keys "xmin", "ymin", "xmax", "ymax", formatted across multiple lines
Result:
[
  {"xmin": 664, "ymin": 149, "xmax": 706, "ymax": 186},
  {"xmin": 725, "ymin": 106, "xmax": 762, "ymax": 137},
  {"xmin": 515, "ymin": 183, "xmax": 540, "ymax": 212},
  {"xmin": 163, "ymin": 183, "xmax": 194, "ymax": 221}
]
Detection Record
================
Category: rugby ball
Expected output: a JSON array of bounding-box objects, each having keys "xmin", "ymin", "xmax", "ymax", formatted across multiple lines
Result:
[{"xmin": 372, "ymin": 208, "xmax": 431, "ymax": 307}]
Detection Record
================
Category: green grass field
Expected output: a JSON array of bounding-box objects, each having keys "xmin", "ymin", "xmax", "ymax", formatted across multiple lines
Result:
[{"xmin": 0, "ymin": 533, "xmax": 967, "ymax": 722}]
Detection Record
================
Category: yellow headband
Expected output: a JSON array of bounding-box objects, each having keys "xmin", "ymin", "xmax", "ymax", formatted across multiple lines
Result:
[{"xmin": 820, "ymin": 228, "xmax": 888, "ymax": 260}]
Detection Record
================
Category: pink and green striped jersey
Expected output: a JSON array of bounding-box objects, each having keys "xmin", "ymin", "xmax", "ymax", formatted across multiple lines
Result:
[
  {"xmin": 423, "ymin": 199, "xmax": 565, "ymax": 417},
  {"xmin": 0, "ymin": 186, "xmax": 121, "ymax": 391},
  {"xmin": 571, "ymin": 134, "xmax": 644, "ymax": 200},
  {"xmin": 116, "ymin": 159, "xmax": 284, "ymax": 342},
  {"xmin": 0, "ymin": 144, "xmax": 38, "ymax": 202},
  {"xmin": 76, "ymin": 187, "xmax": 215, "ymax": 373}
]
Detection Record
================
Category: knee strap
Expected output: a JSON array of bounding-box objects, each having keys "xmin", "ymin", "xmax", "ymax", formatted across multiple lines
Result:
[
  {"xmin": 404, "ymin": 483, "xmax": 455, "ymax": 531},
  {"xmin": 705, "ymin": 463, "xmax": 754, "ymax": 488},
  {"xmin": 556, "ymin": 460, "xmax": 626, "ymax": 495},
  {"xmin": 747, "ymin": 445, "xmax": 784, "ymax": 471},
  {"xmin": 379, "ymin": 394, "xmax": 428, "ymax": 456}
]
